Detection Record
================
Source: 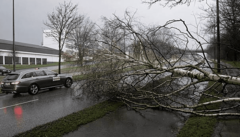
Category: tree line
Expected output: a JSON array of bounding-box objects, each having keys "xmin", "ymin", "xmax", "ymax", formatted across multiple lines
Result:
[{"xmin": 205, "ymin": 0, "xmax": 240, "ymax": 61}]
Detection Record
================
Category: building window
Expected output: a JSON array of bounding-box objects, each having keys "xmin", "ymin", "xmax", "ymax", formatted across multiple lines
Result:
[
  {"xmin": 0, "ymin": 56, "xmax": 3, "ymax": 64},
  {"xmin": 30, "ymin": 58, "xmax": 35, "ymax": 65},
  {"xmin": 22, "ymin": 57, "xmax": 28, "ymax": 65},
  {"xmin": 36, "ymin": 58, "xmax": 41, "ymax": 65},
  {"xmin": 15, "ymin": 57, "xmax": 21, "ymax": 64},
  {"xmin": 5, "ymin": 56, "xmax": 13, "ymax": 65},
  {"xmin": 42, "ymin": 58, "xmax": 47, "ymax": 65}
]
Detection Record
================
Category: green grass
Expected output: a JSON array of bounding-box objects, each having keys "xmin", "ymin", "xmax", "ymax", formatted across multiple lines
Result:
[
  {"xmin": 3, "ymin": 62, "xmax": 73, "ymax": 70},
  {"xmin": 178, "ymin": 116, "xmax": 217, "ymax": 137},
  {"xmin": 178, "ymin": 81, "xmax": 222, "ymax": 137},
  {"xmin": 14, "ymin": 100, "xmax": 123, "ymax": 137},
  {"xmin": 222, "ymin": 60, "xmax": 240, "ymax": 68}
]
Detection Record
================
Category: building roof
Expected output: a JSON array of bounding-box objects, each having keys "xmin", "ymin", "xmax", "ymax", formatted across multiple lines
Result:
[{"xmin": 0, "ymin": 39, "xmax": 58, "ymax": 55}]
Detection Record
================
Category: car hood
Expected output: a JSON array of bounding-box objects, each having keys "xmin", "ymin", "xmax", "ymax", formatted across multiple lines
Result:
[{"xmin": 58, "ymin": 73, "xmax": 72, "ymax": 78}]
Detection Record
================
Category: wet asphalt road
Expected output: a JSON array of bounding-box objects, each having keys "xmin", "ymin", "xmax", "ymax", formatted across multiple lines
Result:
[{"xmin": 0, "ymin": 84, "xmax": 97, "ymax": 137}]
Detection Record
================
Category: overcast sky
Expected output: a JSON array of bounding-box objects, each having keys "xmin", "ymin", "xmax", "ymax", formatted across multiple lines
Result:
[{"xmin": 0, "ymin": 0, "xmax": 207, "ymax": 46}]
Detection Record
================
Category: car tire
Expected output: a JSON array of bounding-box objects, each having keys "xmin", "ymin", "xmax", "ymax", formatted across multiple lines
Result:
[
  {"xmin": 64, "ymin": 78, "xmax": 72, "ymax": 88},
  {"xmin": 28, "ymin": 84, "xmax": 39, "ymax": 95}
]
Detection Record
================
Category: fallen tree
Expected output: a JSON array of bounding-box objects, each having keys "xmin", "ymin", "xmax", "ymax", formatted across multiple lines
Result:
[{"xmin": 75, "ymin": 12, "xmax": 240, "ymax": 117}]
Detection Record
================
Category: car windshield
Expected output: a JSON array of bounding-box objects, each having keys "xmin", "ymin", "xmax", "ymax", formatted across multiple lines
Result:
[{"xmin": 4, "ymin": 74, "xmax": 19, "ymax": 80}]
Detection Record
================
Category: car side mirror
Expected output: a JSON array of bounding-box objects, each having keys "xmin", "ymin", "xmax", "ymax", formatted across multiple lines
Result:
[{"xmin": 54, "ymin": 73, "xmax": 58, "ymax": 76}]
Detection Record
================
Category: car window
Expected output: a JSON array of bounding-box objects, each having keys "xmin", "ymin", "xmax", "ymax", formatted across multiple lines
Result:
[
  {"xmin": 35, "ymin": 71, "xmax": 46, "ymax": 76},
  {"xmin": 22, "ymin": 72, "xmax": 32, "ymax": 79},
  {"xmin": 22, "ymin": 72, "xmax": 37, "ymax": 79},
  {"xmin": 45, "ymin": 70, "xmax": 56, "ymax": 75},
  {"xmin": 4, "ymin": 74, "xmax": 19, "ymax": 80}
]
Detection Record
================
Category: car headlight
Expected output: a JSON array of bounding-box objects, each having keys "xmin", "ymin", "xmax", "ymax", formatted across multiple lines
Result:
[{"xmin": 11, "ymin": 81, "xmax": 20, "ymax": 85}]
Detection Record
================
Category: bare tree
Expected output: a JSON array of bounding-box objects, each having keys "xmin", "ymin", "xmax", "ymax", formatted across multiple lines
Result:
[
  {"xmin": 44, "ymin": 1, "xmax": 82, "ymax": 74},
  {"xmin": 74, "ymin": 11, "xmax": 240, "ymax": 117},
  {"xmin": 203, "ymin": 0, "xmax": 240, "ymax": 61},
  {"xmin": 97, "ymin": 16, "xmax": 129, "ymax": 70},
  {"xmin": 143, "ymin": 0, "xmax": 200, "ymax": 7},
  {"xmin": 67, "ymin": 17, "xmax": 95, "ymax": 66}
]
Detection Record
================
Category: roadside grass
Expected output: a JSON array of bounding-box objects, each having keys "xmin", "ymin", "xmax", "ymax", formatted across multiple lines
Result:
[
  {"xmin": 177, "ymin": 63, "xmax": 223, "ymax": 137},
  {"xmin": 222, "ymin": 60, "xmax": 240, "ymax": 68},
  {"xmin": 14, "ymin": 100, "xmax": 123, "ymax": 137},
  {"xmin": 3, "ymin": 62, "xmax": 73, "ymax": 70},
  {"xmin": 177, "ymin": 81, "xmax": 223, "ymax": 137}
]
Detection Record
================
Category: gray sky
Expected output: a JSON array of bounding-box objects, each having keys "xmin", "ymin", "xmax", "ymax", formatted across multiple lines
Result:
[{"xmin": 0, "ymin": 0, "xmax": 206, "ymax": 46}]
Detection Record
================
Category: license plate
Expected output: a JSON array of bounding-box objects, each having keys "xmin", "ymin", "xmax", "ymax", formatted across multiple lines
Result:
[{"xmin": 4, "ymin": 83, "xmax": 10, "ymax": 86}]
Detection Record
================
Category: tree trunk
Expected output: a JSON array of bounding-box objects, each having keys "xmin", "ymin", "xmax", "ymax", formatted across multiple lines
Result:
[{"xmin": 59, "ymin": 50, "xmax": 61, "ymax": 74}]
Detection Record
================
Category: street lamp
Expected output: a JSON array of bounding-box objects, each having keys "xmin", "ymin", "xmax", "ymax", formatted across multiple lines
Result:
[{"xmin": 13, "ymin": 0, "xmax": 16, "ymax": 72}]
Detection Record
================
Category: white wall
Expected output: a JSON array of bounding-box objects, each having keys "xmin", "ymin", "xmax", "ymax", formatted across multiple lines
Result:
[{"xmin": 0, "ymin": 49, "xmax": 59, "ymax": 65}]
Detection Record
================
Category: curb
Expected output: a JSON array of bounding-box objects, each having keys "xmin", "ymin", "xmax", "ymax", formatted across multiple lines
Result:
[{"xmin": 0, "ymin": 93, "xmax": 6, "ymax": 96}]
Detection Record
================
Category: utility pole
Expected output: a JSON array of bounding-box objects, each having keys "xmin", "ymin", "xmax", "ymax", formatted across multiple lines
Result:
[
  {"xmin": 216, "ymin": 0, "xmax": 220, "ymax": 73},
  {"xmin": 13, "ymin": 0, "xmax": 16, "ymax": 72},
  {"xmin": 214, "ymin": 18, "xmax": 216, "ymax": 62}
]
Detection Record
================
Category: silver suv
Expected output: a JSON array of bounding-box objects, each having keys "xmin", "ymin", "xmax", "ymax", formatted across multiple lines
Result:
[{"xmin": 1, "ymin": 69, "xmax": 72, "ymax": 95}]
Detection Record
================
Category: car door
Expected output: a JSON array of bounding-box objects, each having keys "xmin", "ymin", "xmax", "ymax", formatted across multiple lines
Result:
[
  {"xmin": 44, "ymin": 70, "xmax": 62, "ymax": 86},
  {"xmin": 34, "ymin": 70, "xmax": 52, "ymax": 88}
]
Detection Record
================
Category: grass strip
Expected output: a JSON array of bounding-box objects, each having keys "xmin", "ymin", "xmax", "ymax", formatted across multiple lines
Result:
[
  {"xmin": 177, "ymin": 81, "xmax": 222, "ymax": 137},
  {"xmin": 222, "ymin": 60, "xmax": 240, "ymax": 69},
  {"xmin": 14, "ymin": 100, "xmax": 123, "ymax": 137},
  {"xmin": 3, "ymin": 62, "xmax": 73, "ymax": 70}
]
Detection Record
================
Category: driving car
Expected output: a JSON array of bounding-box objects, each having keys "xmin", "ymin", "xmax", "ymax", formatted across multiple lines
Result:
[
  {"xmin": 0, "ymin": 66, "xmax": 11, "ymax": 75},
  {"xmin": 0, "ymin": 69, "xmax": 72, "ymax": 95}
]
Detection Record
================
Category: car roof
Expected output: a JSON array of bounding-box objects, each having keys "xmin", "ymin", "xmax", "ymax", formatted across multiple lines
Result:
[{"xmin": 10, "ymin": 69, "xmax": 52, "ymax": 75}]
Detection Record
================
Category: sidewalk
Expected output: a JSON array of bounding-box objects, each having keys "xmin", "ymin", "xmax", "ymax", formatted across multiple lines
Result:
[
  {"xmin": 212, "ymin": 62, "xmax": 240, "ymax": 137},
  {"xmin": 64, "ymin": 107, "xmax": 188, "ymax": 137}
]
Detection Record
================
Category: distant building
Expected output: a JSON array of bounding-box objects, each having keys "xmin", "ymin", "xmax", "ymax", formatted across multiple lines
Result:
[{"xmin": 0, "ymin": 39, "xmax": 59, "ymax": 65}]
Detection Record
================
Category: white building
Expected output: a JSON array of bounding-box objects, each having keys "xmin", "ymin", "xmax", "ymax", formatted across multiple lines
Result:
[{"xmin": 0, "ymin": 39, "xmax": 59, "ymax": 65}]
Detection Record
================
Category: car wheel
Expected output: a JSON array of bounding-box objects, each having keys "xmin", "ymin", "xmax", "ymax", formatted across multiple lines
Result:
[
  {"xmin": 64, "ymin": 78, "xmax": 72, "ymax": 88},
  {"xmin": 28, "ymin": 84, "xmax": 39, "ymax": 95}
]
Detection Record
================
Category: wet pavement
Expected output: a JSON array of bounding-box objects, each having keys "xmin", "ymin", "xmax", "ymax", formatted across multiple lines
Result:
[
  {"xmin": 64, "ymin": 108, "xmax": 188, "ymax": 137},
  {"xmin": 0, "ymin": 83, "xmax": 97, "ymax": 137}
]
